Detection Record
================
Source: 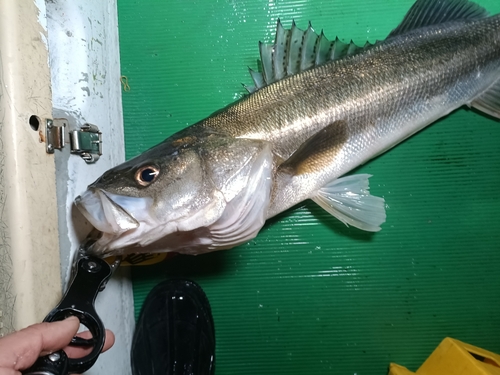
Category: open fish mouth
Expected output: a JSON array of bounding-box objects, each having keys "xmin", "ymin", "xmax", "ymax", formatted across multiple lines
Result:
[
  {"xmin": 75, "ymin": 189, "xmax": 148, "ymax": 235},
  {"xmin": 75, "ymin": 189, "xmax": 163, "ymax": 253}
]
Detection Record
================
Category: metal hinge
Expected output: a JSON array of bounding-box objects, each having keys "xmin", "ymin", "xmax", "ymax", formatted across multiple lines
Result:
[
  {"xmin": 46, "ymin": 118, "xmax": 66, "ymax": 153},
  {"xmin": 46, "ymin": 119, "xmax": 102, "ymax": 164},
  {"xmin": 69, "ymin": 123, "xmax": 102, "ymax": 163}
]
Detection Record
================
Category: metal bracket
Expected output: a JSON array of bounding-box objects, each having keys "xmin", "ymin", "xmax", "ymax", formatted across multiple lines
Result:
[
  {"xmin": 69, "ymin": 123, "xmax": 103, "ymax": 164},
  {"xmin": 46, "ymin": 118, "xmax": 66, "ymax": 153}
]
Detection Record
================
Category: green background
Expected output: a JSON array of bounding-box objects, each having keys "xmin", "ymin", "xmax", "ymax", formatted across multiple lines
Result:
[{"xmin": 117, "ymin": 1, "xmax": 500, "ymax": 373}]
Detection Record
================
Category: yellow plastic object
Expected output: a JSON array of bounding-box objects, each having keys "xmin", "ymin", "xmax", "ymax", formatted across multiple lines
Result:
[
  {"xmin": 106, "ymin": 253, "xmax": 171, "ymax": 266},
  {"xmin": 389, "ymin": 338, "xmax": 500, "ymax": 375}
]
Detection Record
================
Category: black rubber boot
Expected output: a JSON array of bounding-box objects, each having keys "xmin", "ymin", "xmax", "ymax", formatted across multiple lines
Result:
[{"xmin": 131, "ymin": 279, "xmax": 215, "ymax": 375}]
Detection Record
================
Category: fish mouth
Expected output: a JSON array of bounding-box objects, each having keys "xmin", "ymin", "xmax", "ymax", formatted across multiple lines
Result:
[
  {"xmin": 75, "ymin": 189, "xmax": 143, "ymax": 235},
  {"xmin": 75, "ymin": 188, "xmax": 163, "ymax": 255}
]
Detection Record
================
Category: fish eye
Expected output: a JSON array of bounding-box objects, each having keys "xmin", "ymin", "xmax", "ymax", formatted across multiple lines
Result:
[{"xmin": 135, "ymin": 166, "xmax": 160, "ymax": 187}]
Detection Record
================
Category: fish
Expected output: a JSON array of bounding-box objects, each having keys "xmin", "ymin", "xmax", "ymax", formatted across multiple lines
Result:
[{"xmin": 75, "ymin": 0, "xmax": 500, "ymax": 258}]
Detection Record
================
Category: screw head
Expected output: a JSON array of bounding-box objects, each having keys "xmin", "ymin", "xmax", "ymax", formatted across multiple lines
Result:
[
  {"xmin": 48, "ymin": 352, "xmax": 60, "ymax": 362},
  {"xmin": 47, "ymin": 144, "xmax": 54, "ymax": 152},
  {"xmin": 83, "ymin": 259, "xmax": 101, "ymax": 273}
]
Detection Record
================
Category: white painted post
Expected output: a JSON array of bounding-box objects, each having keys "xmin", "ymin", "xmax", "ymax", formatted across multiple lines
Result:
[
  {"xmin": 0, "ymin": 0, "xmax": 61, "ymax": 335},
  {"xmin": 46, "ymin": 1, "xmax": 135, "ymax": 373}
]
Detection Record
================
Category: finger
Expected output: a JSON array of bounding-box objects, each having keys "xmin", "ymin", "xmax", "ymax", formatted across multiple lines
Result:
[
  {"xmin": 0, "ymin": 367, "xmax": 20, "ymax": 375},
  {"xmin": 0, "ymin": 317, "xmax": 80, "ymax": 371},
  {"xmin": 63, "ymin": 329, "xmax": 116, "ymax": 358},
  {"xmin": 102, "ymin": 329, "xmax": 115, "ymax": 352},
  {"xmin": 81, "ymin": 329, "xmax": 114, "ymax": 352}
]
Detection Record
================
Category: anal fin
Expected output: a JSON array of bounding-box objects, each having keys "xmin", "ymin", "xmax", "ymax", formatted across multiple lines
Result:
[
  {"xmin": 312, "ymin": 174, "xmax": 386, "ymax": 232},
  {"xmin": 471, "ymin": 79, "xmax": 500, "ymax": 119}
]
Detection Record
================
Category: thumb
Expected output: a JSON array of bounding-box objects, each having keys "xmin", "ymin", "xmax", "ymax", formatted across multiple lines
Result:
[{"xmin": 0, "ymin": 317, "xmax": 80, "ymax": 371}]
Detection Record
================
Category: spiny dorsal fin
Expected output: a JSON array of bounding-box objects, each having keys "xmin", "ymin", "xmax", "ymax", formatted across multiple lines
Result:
[
  {"xmin": 388, "ymin": 0, "xmax": 489, "ymax": 38},
  {"xmin": 245, "ymin": 21, "xmax": 372, "ymax": 93}
]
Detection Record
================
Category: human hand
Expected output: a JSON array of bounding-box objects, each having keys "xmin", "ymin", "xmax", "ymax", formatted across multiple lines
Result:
[{"xmin": 0, "ymin": 317, "xmax": 115, "ymax": 375}]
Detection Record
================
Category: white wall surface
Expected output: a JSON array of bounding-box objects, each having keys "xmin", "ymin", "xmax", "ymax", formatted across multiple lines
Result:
[
  {"xmin": 0, "ymin": 0, "xmax": 61, "ymax": 335},
  {"xmin": 45, "ymin": 1, "xmax": 134, "ymax": 373}
]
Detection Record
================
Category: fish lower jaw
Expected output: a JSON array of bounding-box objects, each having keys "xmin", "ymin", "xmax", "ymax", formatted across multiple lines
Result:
[
  {"xmin": 89, "ymin": 220, "xmax": 174, "ymax": 254},
  {"xmin": 88, "ymin": 213, "xmax": 215, "ymax": 255},
  {"xmin": 89, "ymin": 198, "xmax": 269, "ymax": 257}
]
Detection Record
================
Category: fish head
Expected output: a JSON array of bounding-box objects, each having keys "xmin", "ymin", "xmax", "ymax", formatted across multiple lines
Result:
[{"xmin": 75, "ymin": 128, "xmax": 273, "ymax": 257}]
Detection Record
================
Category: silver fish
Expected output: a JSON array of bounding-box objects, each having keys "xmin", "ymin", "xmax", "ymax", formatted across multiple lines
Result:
[{"xmin": 76, "ymin": 0, "xmax": 500, "ymax": 257}]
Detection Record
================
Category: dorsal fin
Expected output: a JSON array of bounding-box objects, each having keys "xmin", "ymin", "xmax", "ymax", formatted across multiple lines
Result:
[
  {"xmin": 245, "ymin": 21, "xmax": 372, "ymax": 93},
  {"xmin": 388, "ymin": 0, "xmax": 489, "ymax": 38}
]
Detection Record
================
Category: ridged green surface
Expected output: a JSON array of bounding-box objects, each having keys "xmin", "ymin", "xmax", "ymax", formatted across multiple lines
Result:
[{"xmin": 118, "ymin": 0, "xmax": 500, "ymax": 373}]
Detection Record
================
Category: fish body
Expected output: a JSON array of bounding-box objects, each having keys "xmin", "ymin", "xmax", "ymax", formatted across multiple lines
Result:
[{"xmin": 76, "ymin": 0, "xmax": 500, "ymax": 257}]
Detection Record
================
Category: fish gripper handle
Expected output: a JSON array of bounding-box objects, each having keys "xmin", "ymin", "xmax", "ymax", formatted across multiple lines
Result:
[{"xmin": 22, "ymin": 256, "xmax": 112, "ymax": 375}]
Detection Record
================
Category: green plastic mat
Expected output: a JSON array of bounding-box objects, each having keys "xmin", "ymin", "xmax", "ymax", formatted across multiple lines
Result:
[{"xmin": 117, "ymin": 0, "xmax": 500, "ymax": 373}]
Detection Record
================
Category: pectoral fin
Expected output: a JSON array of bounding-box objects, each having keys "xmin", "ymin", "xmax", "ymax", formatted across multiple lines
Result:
[
  {"xmin": 312, "ymin": 174, "xmax": 386, "ymax": 232},
  {"xmin": 280, "ymin": 120, "xmax": 349, "ymax": 175}
]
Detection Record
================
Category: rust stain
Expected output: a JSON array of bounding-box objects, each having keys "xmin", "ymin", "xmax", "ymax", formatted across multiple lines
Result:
[{"xmin": 38, "ymin": 129, "xmax": 45, "ymax": 143}]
